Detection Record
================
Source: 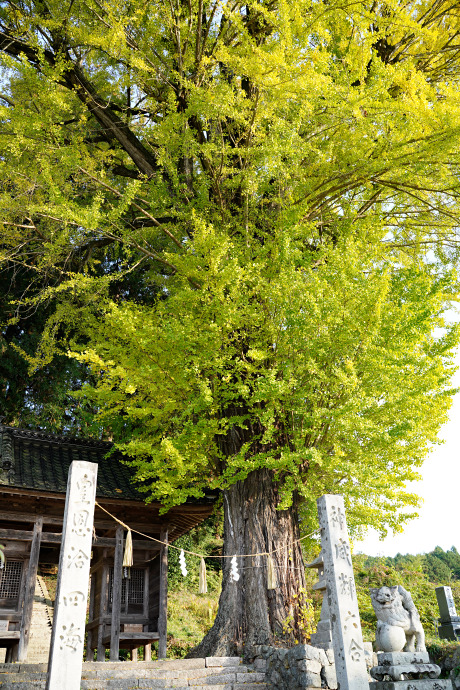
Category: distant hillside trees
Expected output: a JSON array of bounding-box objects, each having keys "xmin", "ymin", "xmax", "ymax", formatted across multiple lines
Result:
[
  {"xmin": 385, "ymin": 547, "xmax": 460, "ymax": 583},
  {"xmin": 352, "ymin": 547, "xmax": 460, "ymax": 640}
]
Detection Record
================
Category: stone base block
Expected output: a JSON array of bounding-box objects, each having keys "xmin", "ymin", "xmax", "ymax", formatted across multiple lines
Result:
[
  {"xmin": 206, "ymin": 657, "xmax": 242, "ymax": 667},
  {"xmin": 321, "ymin": 664, "xmax": 337, "ymax": 690},
  {"xmin": 309, "ymin": 640, "xmax": 333, "ymax": 650},
  {"xmin": 370, "ymin": 680, "xmax": 452, "ymax": 690},
  {"xmin": 371, "ymin": 663, "xmax": 441, "ymax": 681},
  {"xmin": 377, "ymin": 652, "xmax": 430, "ymax": 665},
  {"xmin": 438, "ymin": 623, "xmax": 460, "ymax": 642}
]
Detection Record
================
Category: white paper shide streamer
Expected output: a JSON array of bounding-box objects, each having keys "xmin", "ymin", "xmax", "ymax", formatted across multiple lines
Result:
[
  {"xmin": 179, "ymin": 549, "xmax": 188, "ymax": 577},
  {"xmin": 230, "ymin": 555, "xmax": 240, "ymax": 582}
]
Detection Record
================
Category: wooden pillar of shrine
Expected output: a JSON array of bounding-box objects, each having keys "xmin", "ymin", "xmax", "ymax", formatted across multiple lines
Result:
[
  {"xmin": 109, "ymin": 526, "xmax": 124, "ymax": 661},
  {"xmin": 157, "ymin": 527, "xmax": 168, "ymax": 659},
  {"xmin": 18, "ymin": 516, "xmax": 43, "ymax": 662}
]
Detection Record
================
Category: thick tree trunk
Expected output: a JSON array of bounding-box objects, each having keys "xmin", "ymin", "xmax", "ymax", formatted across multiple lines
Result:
[{"xmin": 188, "ymin": 468, "xmax": 306, "ymax": 658}]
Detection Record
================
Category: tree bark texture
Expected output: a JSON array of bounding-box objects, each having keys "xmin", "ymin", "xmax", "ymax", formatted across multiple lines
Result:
[{"xmin": 188, "ymin": 468, "xmax": 306, "ymax": 658}]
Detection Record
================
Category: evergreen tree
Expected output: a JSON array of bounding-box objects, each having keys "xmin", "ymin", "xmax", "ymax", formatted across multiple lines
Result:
[{"xmin": 423, "ymin": 553, "xmax": 452, "ymax": 584}]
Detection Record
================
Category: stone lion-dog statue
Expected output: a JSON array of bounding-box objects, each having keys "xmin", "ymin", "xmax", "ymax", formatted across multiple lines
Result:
[{"xmin": 370, "ymin": 585, "xmax": 426, "ymax": 653}]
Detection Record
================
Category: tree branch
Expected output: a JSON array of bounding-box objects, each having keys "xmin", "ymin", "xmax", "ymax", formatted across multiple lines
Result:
[{"xmin": 0, "ymin": 29, "xmax": 159, "ymax": 178}]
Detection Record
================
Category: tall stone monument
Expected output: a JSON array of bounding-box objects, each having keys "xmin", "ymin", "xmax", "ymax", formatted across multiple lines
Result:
[
  {"xmin": 317, "ymin": 494, "xmax": 369, "ymax": 690},
  {"xmin": 436, "ymin": 586, "xmax": 460, "ymax": 641},
  {"xmin": 46, "ymin": 461, "xmax": 98, "ymax": 690}
]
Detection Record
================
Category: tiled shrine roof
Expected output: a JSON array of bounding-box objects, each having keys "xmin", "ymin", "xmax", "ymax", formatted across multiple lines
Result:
[{"xmin": 0, "ymin": 425, "xmax": 159, "ymax": 501}]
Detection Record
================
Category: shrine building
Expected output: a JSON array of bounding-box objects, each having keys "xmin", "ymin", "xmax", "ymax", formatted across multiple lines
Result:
[{"xmin": 0, "ymin": 424, "xmax": 215, "ymax": 664}]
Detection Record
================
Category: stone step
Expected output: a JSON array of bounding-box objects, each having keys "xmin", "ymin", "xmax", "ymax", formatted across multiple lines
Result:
[
  {"xmin": 0, "ymin": 672, "xmax": 47, "ymax": 681},
  {"xmin": 0, "ymin": 682, "xmax": 267, "ymax": 690},
  {"xmin": 81, "ymin": 683, "xmax": 266, "ymax": 690},
  {"xmin": 0, "ymin": 658, "xmax": 243, "ymax": 674},
  {"xmin": 81, "ymin": 666, "xmax": 249, "ymax": 680},
  {"xmin": 83, "ymin": 660, "xmax": 209, "ymax": 671},
  {"xmin": 0, "ymin": 679, "xmax": 46, "ymax": 690},
  {"xmin": 84, "ymin": 671, "xmax": 263, "ymax": 687},
  {"xmin": 0, "ymin": 664, "xmax": 48, "ymax": 673},
  {"xmin": 0, "ymin": 657, "xmax": 266, "ymax": 689},
  {"xmin": 0, "ymin": 663, "xmax": 255, "ymax": 678},
  {"xmin": 81, "ymin": 681, "xmax": 169, "ymax": 689},
  {"xmin": 188, "ymin": 673, "xmax": 265, "ymax": 686}
]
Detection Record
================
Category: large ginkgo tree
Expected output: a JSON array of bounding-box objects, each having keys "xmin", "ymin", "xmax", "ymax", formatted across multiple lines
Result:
[{"xmin": 1, "ymin": 0, "xmax": 460, "ymax": 655}]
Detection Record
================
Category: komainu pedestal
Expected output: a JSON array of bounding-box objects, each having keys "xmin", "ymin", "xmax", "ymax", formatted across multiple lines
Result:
[
  {"xmin": 370, "ymin": 651, "xmax": 441, "ymax": 682},
  {"xmin": 370, "ymin": 650, "xmax": 451, "ymax": 689}
]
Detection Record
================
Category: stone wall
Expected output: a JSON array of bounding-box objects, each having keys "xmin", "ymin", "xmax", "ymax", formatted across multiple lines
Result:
[
  {"xmin": 426, "ymin": 643, "xmax": 460, "ymax": 689},
  {"xmin": 250, "ymin": 643, "xmax": 377, "ymax": 690}
]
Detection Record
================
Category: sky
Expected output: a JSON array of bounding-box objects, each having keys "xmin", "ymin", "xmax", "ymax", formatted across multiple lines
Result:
[{"xmin": 356, "ymin": 350, "xmax": 460, "ymax": 558}]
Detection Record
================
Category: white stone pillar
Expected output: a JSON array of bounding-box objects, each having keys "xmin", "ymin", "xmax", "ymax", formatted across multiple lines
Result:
[
  {"xmin": 317, "ymin": 494, "xmax": 369, "ymax": 690},
  {"xmin": 46, "ymin": 461, "xmax": 98, "ymax": 690}
]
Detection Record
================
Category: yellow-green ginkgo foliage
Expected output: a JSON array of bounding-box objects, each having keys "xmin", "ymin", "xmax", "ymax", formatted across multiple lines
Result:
[{"xmin": 2, "ymin": 0, "xmax": 460, "ymax": 651}]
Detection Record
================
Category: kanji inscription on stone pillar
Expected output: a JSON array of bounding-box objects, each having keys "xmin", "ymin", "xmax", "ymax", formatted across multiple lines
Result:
[
  {"xmin": 46, "ymin": 461, "xmax": 98, "ymax": 690},
  {"xmin": 317, "ymin": 494, "xmax": 369, "ymax": 690}
]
